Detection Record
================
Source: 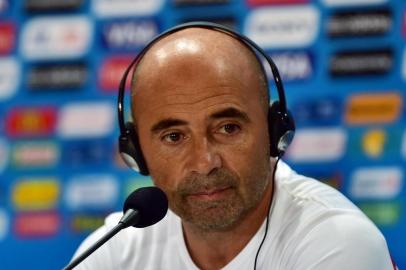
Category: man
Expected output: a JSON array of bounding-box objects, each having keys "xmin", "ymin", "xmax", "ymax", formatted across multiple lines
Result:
[{"xmin": 72, "ymin": 27, "xmax": 394, "ymax": 269}]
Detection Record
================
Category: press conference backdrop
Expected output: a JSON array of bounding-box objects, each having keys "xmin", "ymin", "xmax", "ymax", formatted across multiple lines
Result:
[{"xmin": 0, "ymin": 0, "xmax": 404, "ymax": 269}]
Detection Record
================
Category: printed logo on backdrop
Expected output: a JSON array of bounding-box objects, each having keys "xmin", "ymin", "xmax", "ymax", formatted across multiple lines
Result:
[
  {"xmin": 27, "ymin": 62, "xmax": 88, "ymax": 91},
  {"xmin": 0, "ymin": 138, "xmax": 9, "ymax": 173},
  {"xmin": 345, "ymin": 92, "xmax": 402, "ymax": 125},
  {"xmin": 20, "ymin": 16, "xmax": 92, "ymax": 60},
  {"xmin": 247, "ymin": 0, "xmax": 308, "ymax": 6},
  {"xmin": 0, "ymin": 57, "xmax": 19, "ymax": 101},
  {"xmin": 24, "ymin": 0, "xmax": 84, "ymax": 12},
  {"xmin": 57, "ymin": 102, "xmax": 115, "ymax": 138},
  {"xmin": 347, "ymin": 128, "xmax": 402, "ymax": 160},
  {"xmin": 12, "ymin": 178, "xmax": 60, "ymax": 211},
  {"xmin": 350, "ymin": 167, "xmax": 403, "ymax": 200},
  {"xmin": 265, "ymin": 51, "xmax": 313, "ymax": 82},
  {"xmin": 329, "ymin": 48, "xmax": 393, "ymax": 76},
  {"xmin": 70, "ymin": 213, "xmax": 106, "ymax": 233},
  {"xmin": 102, "ymin": 19, "xmax": 159, "ymax": 51},
  {"xmin": 321, "ymin": 0, "xmax": 387, "ymax": 6},
  {"xmin": 292, "ymin": 96, "xmax": 342, "ymax": 126},
  {"xmin": 173, "ymin": 0, "xmax": 230, "ymax": 5},
  {"xmin": 92, "ymin": 0, "xmax": 164, "ymax": 18},
  {"xmin": 98, "ymin": 56, "xmax": 134, "ymax": 91},
  {"xmin": 65, "ymin": 175, "xmax": 118, "ymax": 210},
  {"xmin": 14, "ymin": 212, "xmax": 60, "ymax": 237},
  {"xmin": 11, "ymin": 141, "xmax": 59, "ymax": 168},
  {"xmin": 327, "ymin": 9, "xmax": 392, "ymax": 38},
  {"xmin": 244, "ymin": 6, "xmax": 320, "ymax": 49},
  {"xmin": 0, "ymin": 209, "xmax": 8, "ymax": 241},
  {"xmin": 62, "ymin": 139, "xmax": 112, "ymax": 168},
  {"xmin": 358, "ymin": 202, "xmax": 400, "ymax": 226},
  {"xmin": 5, "ymin": 107, "xmax": 57, "ymax": 138},
  {"xmin": 0, "ymin": 22, "xmax": 15, "ymax": 54},
  {"xmin": 285, "ymin": 128, "xmax": 347, "ymax": 162}
]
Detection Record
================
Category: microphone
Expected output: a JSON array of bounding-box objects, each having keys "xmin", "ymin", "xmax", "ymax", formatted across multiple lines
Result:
[{"xmin": 63, "ymin": 186, "xmax": 168, "ymax": 270}]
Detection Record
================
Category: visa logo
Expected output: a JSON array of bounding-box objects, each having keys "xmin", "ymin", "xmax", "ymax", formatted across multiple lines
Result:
[
  {"xmin": 102, "ymin": 20, "xmax": 159, "ymax": 50},
  {"xmin": 57, "ymin": 102, "xmax": 115, "ymax": 138},
  {"xmin": 265, "ymin": 51, "xmax": 313, "ymax": 82},
  {"xmin": 92, "ymin": 0, "xmax": 164, "ymax": 18},
  {"xmin": 14, "ymin": 211, "xmax": 60, "ymax": 237},
  {"xmin": 12, "ymin": 178, "xmax": 60, "ymax": 211},
  {"xmin": 65, "ymin": 175, "xmax": 118, "ymax": 210},
  {"xmin": 11, "ymin": 141, "xmax": 59, "ymax": 168},
  {"xmin": 0, "ymin": 57, "xmax": 20, "ymax": 101},
  {"xmin": 5, "ymin": 107, "xmax": 57, "ymax": 137},
  {"xmin": 244, "ymin": 5, "xmax": 319, "ymax": 49},
  {"xmin": 0, "ymin": 22, "xmax": 15, "ymax": 54},
  {"xmin": 345, "ymin": 92, "xmax": 402, "ymax": 125},
  {"xmin": 20, "ymin": 16, "xmax": 92, "ymax": 60}
]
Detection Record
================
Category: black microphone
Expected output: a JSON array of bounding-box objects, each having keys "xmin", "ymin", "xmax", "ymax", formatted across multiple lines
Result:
[{"xmin": 63, "ymin": 186, "xmax": 168, "ymax": 270}]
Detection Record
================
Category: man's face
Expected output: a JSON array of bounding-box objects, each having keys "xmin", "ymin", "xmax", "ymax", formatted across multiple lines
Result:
[{"xmin": 132, "ymin": 34, "xmax": 271, "ymax": 232}]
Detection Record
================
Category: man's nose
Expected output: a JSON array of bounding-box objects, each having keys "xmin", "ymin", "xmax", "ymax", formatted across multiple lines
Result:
[{"xmin": 187, "ymin": 138, "xmax": 222, "ymax": 175}]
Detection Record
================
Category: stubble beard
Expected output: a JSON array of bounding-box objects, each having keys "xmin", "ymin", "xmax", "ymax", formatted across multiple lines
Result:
[{"xmin": 169, "ymin": 161, "xmax": 270, "ymax": 232}]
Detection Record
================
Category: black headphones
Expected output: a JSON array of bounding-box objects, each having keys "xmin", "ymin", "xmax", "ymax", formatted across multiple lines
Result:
[{"xmin": 117, "ymin": 21, "xmax": 295, "ymax": 176}]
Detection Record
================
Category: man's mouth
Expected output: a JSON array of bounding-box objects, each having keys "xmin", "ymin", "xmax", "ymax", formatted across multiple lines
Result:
[{"xmin": 188, "ymin": 187, "xmax": 232, "ymax": 200}]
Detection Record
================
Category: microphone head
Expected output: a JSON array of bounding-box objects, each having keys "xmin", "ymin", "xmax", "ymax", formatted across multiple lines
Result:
[{"xmin": 123, "ymin": 186, "xmax": 168, "ymax": 228}]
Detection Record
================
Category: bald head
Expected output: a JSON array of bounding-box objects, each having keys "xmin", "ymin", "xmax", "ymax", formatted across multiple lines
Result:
[{"xmin": 130, "ymin": 27, "xmax": 269, "ymax": 120}]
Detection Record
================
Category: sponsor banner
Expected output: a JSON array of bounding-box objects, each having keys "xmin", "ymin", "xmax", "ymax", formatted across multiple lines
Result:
[
  {"xmin": 14, "ymin": 211, "xmax": 60, "ymax": 237},
  {"xmin": 20, "ymin": 16, "xmax": 92, "ymax": 60},
  {"xmin": 329, "ymin": 48, "xmax": 393, "ymax": 76},
  {"xmin": 350, "ymin": 167, "xmax": 403, "ymax": 200},
  {"xmin": 5, "ymin": 107, "xmax": 57, "ymax": 138},
  {"xmin": 327, "ymin": 9, "xmax": 392, "ymax": 38},
  {"xmin": 0, "ymin": 209, "xmax": 8, "ymax": 241},
  {"xmin": 27, "ymin": 62, "xmax": 88, "ymax": 91},
  {"xmin": 0, "ymin": 57, "xmax": 20, "ymax": 101},
  {"xmin": 173, "ymin": 0, "xmax": 230, "ymax": 5},
  {"xmin": 285, "ymin": 128, "xmax": 347, "ymax": 162},
  {"xmin": 102, "ymin": 19, "xmax": 159, "ymax": 51},
  {"xmin": 0, "ymin": 138, "xmax": 8, "ymax": 173},
  {"xmin": 348, "ymin": 128, "xmax": 402, "ymax": 159},
  {"xmin": 11, "ymin": 141, "xmax": 59, "ymax": 168},
  {"xmin": 92, "ymin": 0, "xmax": 164, "ymax": 18},
  {"xmin": 125, "ymin": 177, "xmax": 154, "ymax": 198},
  {"xmin": 98, "ymin": 55, "xmax": 133, "ymax": 91},
  {"xmin": 12, "ymin": 178, "xmax": 60, "ymax": 211},
  {"xmin": 321, "ymin": 0, "xmax": 387, "ymax": 7},
  {"xmin": 265, "ymin": 51, "xmax": 313, "ymax": 82},
  {"xmin": 345, "ymin": 92, "xmax": 402, "ymax": 125},
  {"xmin": 244, "ymin": 6, "xmax": 320, "ymax": 49},
  {"xmin": 24, "ymin": 0, "xmax": 84, "ymax": 12},
  {"xmin": 0, "ymin": 22, "xmax": 15, "ymax": 54},
  {"xmin": 292, "ymin": 97, "xmax": 342, "ymax": 126},
  {"xmin": 358, "ymin": 202, "xmax": 400, "ymax": 226},
  {"xmin": 62, "ymin": 139, "xmax": 112, "ymax": 168},
  {"xmin": 70, "ymin": 213, "xmax": 106, "ymax": 233},
  {"xmin": 57, "ymin": 102, "xmax": 115, "ymax": 138},
  {"xmin": 65, "ymin": 174, "xmax": 118, "ymax": 210},
  {"xmin": 247, "ymin": 0, "xmax": 307, "ymax": 6}
]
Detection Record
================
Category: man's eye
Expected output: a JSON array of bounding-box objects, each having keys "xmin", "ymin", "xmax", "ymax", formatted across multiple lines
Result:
[
  {"xmin": 162, "ymin": 132, "xmax": 183, "ymax": 143},
  {"xmin": 219, "ymin": 124, "xmax": 240, "ymax": 135}
]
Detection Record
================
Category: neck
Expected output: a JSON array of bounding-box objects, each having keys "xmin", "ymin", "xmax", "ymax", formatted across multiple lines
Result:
[{"xmin": 181, "ymin": 169, "xmax": 275, "ymax": 270}]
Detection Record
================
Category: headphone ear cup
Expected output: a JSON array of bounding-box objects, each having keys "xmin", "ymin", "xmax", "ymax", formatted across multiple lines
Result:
[
  {"xmin": 118, "ymin": 122, "xmax": 149, "ymax": 175},
  {"xmin": 268, "ymin": 101, "xmax": 295, "ymax": 157}
]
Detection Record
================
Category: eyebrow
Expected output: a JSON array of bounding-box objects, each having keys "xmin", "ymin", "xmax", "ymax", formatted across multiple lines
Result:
[
  {"xmin": 151, "ymin": 118, "xmax": 188, "ymax": 134},
  {"xmin": 210, "ymin": 107, "xmax": 250, "ymax": 123}
]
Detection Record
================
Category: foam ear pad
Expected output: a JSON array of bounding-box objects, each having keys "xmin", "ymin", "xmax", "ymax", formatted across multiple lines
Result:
[
  {"xmin": 118, "ymin": 122, "xmax": 149, "ymax": 175},
  {"xmin": 268, "ymin": 101, "xmax": 296, "ymax": 157}
]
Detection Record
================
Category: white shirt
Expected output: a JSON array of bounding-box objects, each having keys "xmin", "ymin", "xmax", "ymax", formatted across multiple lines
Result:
[{"xmin": 72, "ymin": 161, "xmax": 394, "ymax": 270}]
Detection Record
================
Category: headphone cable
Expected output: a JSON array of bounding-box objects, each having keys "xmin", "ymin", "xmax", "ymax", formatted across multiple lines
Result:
[{"xmin": 253, "ymin": 156, "xmax": 281, "ymax": 270}]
